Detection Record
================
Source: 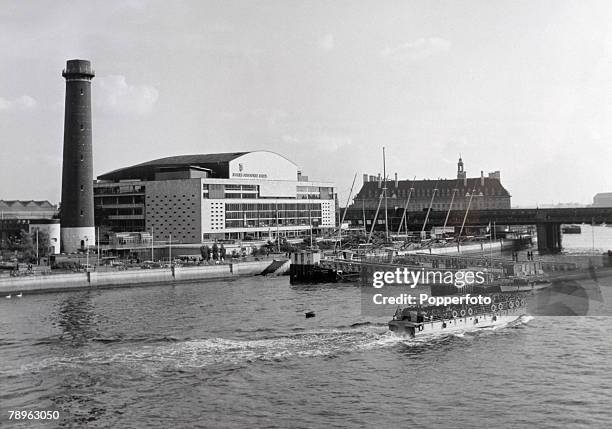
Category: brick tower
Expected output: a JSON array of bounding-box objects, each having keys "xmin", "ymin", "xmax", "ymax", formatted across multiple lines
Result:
[{"xmin": 60, "ymin": 59, "xmax": 95, "ymax": 253}]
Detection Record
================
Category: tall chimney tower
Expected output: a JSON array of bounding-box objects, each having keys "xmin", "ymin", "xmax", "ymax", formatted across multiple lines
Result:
[{"xmin": 60, "ymin": 59, "xmax": 95, "ymax": 253}]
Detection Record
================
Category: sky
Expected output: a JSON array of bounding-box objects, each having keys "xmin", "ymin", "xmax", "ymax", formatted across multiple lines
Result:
[{"xmin": 2, "ymin": 0, "xmax": 612, "ymax": 207}]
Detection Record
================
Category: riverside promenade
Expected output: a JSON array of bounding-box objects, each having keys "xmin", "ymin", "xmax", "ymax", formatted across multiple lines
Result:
[{"xmin": 0, "ymin": 259, "xmax": 289, "ymax": 296}]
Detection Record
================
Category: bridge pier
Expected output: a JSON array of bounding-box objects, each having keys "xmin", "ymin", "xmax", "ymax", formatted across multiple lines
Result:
[{"xmin": 536, "ymin": 223, "xmax": 562, "ymax": 253}]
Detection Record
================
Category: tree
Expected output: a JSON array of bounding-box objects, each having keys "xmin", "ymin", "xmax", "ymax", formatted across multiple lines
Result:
[
  {"xmin": 18, "ymin": 229, "xmax": 49, "ymax": 262},
  {"xmin": 200, "ymin": 245, "xmax": 211, "ymax": 261},
  {"xmin": 19, "ymin": 229, "xmax": 36, "ymax": 262},
  {"xmin": 200, "ymin": 245, "xmax": 209, "ymax": 261}
]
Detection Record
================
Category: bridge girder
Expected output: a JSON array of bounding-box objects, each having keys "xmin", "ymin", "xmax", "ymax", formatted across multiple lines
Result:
[{"xmin": 341, "ymin": 207, "xmax": 612, "ymax": 229}]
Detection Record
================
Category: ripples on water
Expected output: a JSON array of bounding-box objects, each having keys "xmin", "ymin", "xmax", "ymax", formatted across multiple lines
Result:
[{"xmin": 2, "ymin": 247, "xmax": 612, "ymax": 427}]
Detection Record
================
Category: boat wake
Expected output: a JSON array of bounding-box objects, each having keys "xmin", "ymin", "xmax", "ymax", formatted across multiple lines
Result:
[
  {"xmin": 5, "ymin": 317, "xmax": 533, "ymax": 376},
  {"xmin": 6, "ymin": 325, "xmax": 398, "ymax": 375}
]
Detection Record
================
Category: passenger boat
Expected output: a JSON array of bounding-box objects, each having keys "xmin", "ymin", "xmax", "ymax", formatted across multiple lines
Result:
[{"xmin": 388, "ymin": 295, "xmax": 527, "ymax": 338}]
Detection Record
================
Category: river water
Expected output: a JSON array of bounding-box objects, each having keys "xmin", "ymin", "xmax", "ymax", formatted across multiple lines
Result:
[{"xmin": 1, "ymin": 227, "xmax": 612, "ymax": 428}]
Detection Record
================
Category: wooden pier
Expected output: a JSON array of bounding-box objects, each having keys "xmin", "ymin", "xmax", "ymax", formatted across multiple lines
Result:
[{"xmin": 291, "ymin": 249, "xmax": 581, "ymax": 285}]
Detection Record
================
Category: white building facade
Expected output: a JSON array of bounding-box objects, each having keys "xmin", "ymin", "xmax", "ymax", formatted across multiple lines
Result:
[
  {"xmin": 95, "ymin": 151, "xmax": 336, "ymax": 243},
  {"xmin": 29, "ymin": 220, "xmax": 61, "ymax": 255}
]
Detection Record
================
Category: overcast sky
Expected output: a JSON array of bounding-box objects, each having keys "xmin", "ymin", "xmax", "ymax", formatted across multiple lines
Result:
[{"xmin": 2, "ymin": 0, "xmax": 612, "ymax": 206}]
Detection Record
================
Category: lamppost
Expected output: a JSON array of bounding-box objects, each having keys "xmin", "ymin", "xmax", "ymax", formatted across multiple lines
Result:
[{"xmin": 96, "ymin": 226, "xmax": 100, "ymax": 268}]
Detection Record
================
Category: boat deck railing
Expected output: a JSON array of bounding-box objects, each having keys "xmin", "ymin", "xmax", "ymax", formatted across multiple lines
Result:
[{"xmin": 392, "ymin": 298, "xmax": 526, "ymax": 323}]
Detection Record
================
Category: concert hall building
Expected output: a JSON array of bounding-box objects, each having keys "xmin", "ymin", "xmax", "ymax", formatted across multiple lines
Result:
[{"xmin": 94, "ymin": 151, "xmax": 336, "ymax": 243}]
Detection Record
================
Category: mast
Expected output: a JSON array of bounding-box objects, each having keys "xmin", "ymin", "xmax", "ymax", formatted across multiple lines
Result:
[
  {"xmin": 458, "ymin": 187, "xmax": 476, "ymax": 250},
  {"xmin": 421, "ymin": 179, "xmax": 439, "ymax": 238},
  {"xmin": 443, "ymin": 187, "xmax": 458, "ymax": 231},
  {"xmin": 397, "ymin": 176, "xmax": 416, "ymax": 236},
  {"xmin": 382, "ymin": 147, "xmax": 389, "ymax": 242},
  {"xmin": 367, "ymin": 177, "xmax": 388, "ymax": 244},
  {"xmin": 362, "ymin": 199, "xmax": 366, "ymax": 234},
  {"xmin": 336, "ymin": 173, "xmax": 357, "ymax": 253},
  {"xmin": 489, "ymin": 221, "xmax": 493, "ymax": 264}
]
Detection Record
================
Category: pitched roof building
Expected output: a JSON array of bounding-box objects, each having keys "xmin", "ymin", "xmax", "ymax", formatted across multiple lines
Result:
[
  {"xmin": 0, "ymin": 200, "xmax": 60, "ymax": 253},
  {"xmin": 0, "ymin": 200, "xmax": 58, "ymax": 219}
]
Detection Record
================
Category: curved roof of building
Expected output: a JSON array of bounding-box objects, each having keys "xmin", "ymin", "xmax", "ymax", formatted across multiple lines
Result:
[{"xmin": 98, "ymin": 152, "xmax": 250, "ymax": 181}]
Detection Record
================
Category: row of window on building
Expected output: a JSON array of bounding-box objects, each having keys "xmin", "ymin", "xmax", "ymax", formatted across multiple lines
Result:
[{"xmin": 365, "ymin": 187, "xmax": 506, "ymax": 199}]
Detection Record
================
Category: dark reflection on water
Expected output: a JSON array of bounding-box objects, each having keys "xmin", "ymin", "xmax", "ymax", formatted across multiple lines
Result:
[
  {"xmin": 54, "ymin": 293, "xmax": 97, "ymax": 346},
  {"xmin": 1, "ymin": 275, "xmax": 612, "ymax": 428}
]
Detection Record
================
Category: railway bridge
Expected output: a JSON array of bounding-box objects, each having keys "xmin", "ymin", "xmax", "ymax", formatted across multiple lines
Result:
[{"xmin": 341, "ymin": 207, "xmax": 612, "ymax": 252}]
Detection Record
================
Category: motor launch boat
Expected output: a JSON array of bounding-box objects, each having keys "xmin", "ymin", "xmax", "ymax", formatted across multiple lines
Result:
[{"xmin": 388, "ymin": 294, "xmax": 527, "ymax": 338}]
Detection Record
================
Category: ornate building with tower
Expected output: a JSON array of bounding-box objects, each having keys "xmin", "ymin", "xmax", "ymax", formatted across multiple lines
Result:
[{"xmin": 352, "ymin": 156, "xmax": 511, "ymax": 212}]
